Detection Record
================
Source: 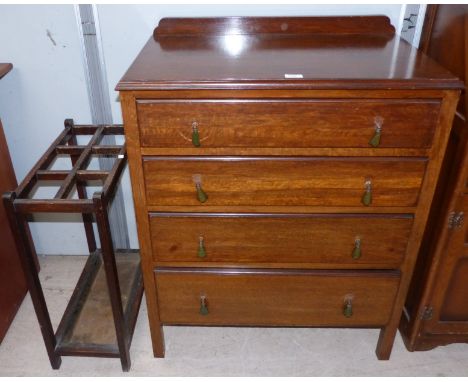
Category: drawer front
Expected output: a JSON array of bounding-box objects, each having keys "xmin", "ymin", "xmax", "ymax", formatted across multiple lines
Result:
[
  {"xmin": 150, "ymin": 213, "xmax": 413, "ymax": 267},
  {"xmin": 137, "ymin": 99, "xmax": 440, "ymax": 149},
  {"xmin": 155, "ymin": 269, "xmax": 400, "ymax": 326},
  {"xmin": 143, "ymin": 157, "xmax": 427, "ymax": 207}
]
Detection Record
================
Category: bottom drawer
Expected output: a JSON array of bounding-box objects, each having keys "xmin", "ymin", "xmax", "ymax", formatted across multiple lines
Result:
[{"xmin": 155, "ymin": 268, "xmax": 400, "ymax": 327}]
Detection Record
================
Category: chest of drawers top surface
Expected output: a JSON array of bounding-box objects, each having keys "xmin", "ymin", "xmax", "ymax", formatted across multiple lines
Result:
[{"xmin": 116, "ymin": 16, "xmax": 461, "ymax": 91}]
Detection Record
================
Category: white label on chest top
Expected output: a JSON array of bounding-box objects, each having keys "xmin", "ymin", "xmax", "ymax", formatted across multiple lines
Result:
[{"xmin": 284, "ymin": 73, "xmax": 304, "ymax": 79}]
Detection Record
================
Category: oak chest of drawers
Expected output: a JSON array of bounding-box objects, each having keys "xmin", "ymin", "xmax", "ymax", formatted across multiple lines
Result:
[{"xmin": 117, "ymin": 16, "xmax": 462, "ymax": 359}]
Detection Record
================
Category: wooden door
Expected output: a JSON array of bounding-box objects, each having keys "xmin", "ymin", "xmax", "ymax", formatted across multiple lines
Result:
[
  {"xmin": 418, "ymin": 120, "xmax": 468, "ymax": 336},
  {"xmin": 400, "ymin": 5, "xmax": 468, "ymax": 349}
]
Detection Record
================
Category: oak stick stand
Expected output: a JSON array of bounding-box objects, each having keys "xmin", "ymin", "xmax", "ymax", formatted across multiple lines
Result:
[{"xmin": 2, "ymin": 120, "xmax": 143, "ymax": 371}]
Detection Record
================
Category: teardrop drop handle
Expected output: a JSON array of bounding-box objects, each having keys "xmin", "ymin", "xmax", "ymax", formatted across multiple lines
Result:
[
  {"xmin": 199, "ymin": 295, "xmax": 209, "ymax": 315},
  {"xmin": 343, "ymin": 299, "xmax": 353, "ymax": 318},
  {"xmin": 198, "ymin": 236, "xmax": 207, "ymax": 258},
  {"xmin": 361, "ymin": 179, "xmax": 372, "ymax": 206},
  {"xmin": 352, "ymin": 237, "xmax": 362, "ymax": 260},
  {"xmin": 369, "ymin": 129, "xmax": 381, "ymax": 148},
  {"xmin": 369, "ymin": 117, "xmax": 383, "ymax": 148},
  {"xmin": 369, "ymin": 116, "xmax": 383, "ymax": 148},
  {"xmin": 193, "ymin": 174, "xmax": 208, "ymax": 203},
  {"xmin": 192, "ymin": 122, "xmax": 201, "ymax": 147},
  {"xmin": 196, "ymin": 183, "xmax": 208, "ymax": 203}
]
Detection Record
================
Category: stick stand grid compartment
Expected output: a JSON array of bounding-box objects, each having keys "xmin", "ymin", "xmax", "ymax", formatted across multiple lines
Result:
[{"xmin": 2, "ymin": 119, "xmax": 143, "ymax": 371}]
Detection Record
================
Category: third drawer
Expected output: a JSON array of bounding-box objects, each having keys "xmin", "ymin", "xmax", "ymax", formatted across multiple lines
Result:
[{"xmin": 150, "ymin": 213, "xmax": 413, "ymax": 268}]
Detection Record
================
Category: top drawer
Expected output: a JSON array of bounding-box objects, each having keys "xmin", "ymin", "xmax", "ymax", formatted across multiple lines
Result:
[{"xmin": 136, "ymin": 99, "xmax": 440, "ymax": 149}]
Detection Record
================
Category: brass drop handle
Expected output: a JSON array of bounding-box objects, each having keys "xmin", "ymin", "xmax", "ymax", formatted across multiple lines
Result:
[
  {"xmin": 193, "ymin": 174, "xmax": 208, "ymax": 203},
  {"xmin": 352, "ymin": 237, "xmax": 361, "ymax": 260},
  {"xmin": 369, "ymin": 116, "xmax": 383, "ymax": 148},
  {"xmin": 198, "ymin": 236, "xmax": 207, "ymax": 258},
  {"xmin": 361, "ymin": 179, "xmax": 372, "ymax": 206},
  {"xmin": 343, "ymin": 298, "xmax": 353, "ymax": 318},
  {"xmin": 199, "ymin": 295, "xmax": 209, "ymax": 315},
  {"xmin": 192, "ymin": 122, "xmax": 201, "ymax": 147}
]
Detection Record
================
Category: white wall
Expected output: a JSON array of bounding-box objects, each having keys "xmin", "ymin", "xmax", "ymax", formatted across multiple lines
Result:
[
  {"xmin": 0, "ymin": 4, "xmax": 405, "ymax": 255},
  {"xmin": 0, "ymin": 5, "xmax": 92, "ymax": 254}
]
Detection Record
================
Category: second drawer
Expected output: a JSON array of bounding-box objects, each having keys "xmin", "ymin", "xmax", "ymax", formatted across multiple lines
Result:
[
  {"xmin": 143, "ymin": 157, "xmax": 427, "ymax": 207},
  {"xmin": 150, "ymin": 213, "xmax": 413, "ymax": 268}
]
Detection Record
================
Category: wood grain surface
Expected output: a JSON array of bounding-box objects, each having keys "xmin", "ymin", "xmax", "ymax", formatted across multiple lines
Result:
[
  {"xmin": 400, "ymin": 5, "xmax": 468, "ymax": 352},
  {"xmin": 118, "ymin": 16, "xmax": 462, "ymax": 360},
  {"xmin": 153, "ymin": 16, "xmax": 396, "ymax": 38},
  {"xmin": 150, "ymin": 213, "xmax": 413, "ymax": 268},
  {"xmin": 155, "ymin": 268, "xmax": 400, "ymax": 326},
  {"xmin": 143, "ymin": 157, "xmax": 427, "ymax": 207},
  {"xmin": 137, "ymin": 99, "xmax": 440, "ymax": 149},
  {"xmin": 116, "ymin": 16, "xmax": 462, "ymax": 91}
]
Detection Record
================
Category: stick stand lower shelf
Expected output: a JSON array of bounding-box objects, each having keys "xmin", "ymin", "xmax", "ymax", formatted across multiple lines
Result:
[
  {"xmin": 2, "ymin": 120, "xmax": 143, "ymax": 371},
  {"xmin": 56, "ymin": 250, "xmax": 142, "ymax": 357}
]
